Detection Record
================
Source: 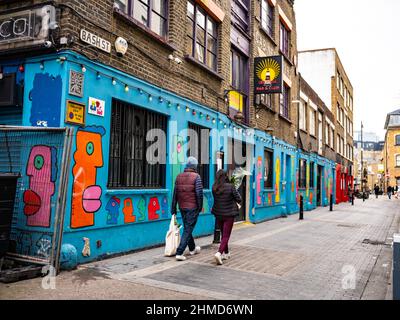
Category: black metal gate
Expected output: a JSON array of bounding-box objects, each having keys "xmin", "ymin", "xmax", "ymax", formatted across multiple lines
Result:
[{"xmin": 0, "ymin": 126, "xmax": 73, "ymax": 276}]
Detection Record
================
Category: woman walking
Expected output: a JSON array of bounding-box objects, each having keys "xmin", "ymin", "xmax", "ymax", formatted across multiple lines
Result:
[{"xmin": 211, "ymin": 170, "xmax": 242, "ymax": 265}]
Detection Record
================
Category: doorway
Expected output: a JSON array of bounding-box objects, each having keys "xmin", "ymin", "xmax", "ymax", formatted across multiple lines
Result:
[
  {"xmin": 228, "ymin": 140, "xmax": 248, "ymax": 222},
  {"xmin": 317, "ymin": 166, "xmax": 323, "ymax": 206},
  {"xmin": 285, "ymin": 155, "xmax": 292, "ymax": 207}
]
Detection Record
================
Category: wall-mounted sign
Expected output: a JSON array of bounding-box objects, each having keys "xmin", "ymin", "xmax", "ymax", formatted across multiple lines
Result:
[
  {"xmin": 65, "ymin": 100, "xmax": 85, "ymax": 126},
  {"xmin": 0, "ymin": 5, "xmax": 57, "ymax": 50},
  {"xmin": 80, "ymin": 29, "xmax": 111, "ymax": 53},
  {"xmin": 88, "ymin": 97, "xmax": 105, "ymax": 117},
  {"xmin": 115, "ymin": 36, "xmax": 128, "ymax": 57},
  {"xmin": 254, "ymin": 55, "xmax": 283, "ymax": 95},
  {"xmin": 228, "ymin": 90, "xmax": 244, "ymax": 119},
  {"xmin": 69, "ymin": 70, "xmax": 84, "ymax": 97}
]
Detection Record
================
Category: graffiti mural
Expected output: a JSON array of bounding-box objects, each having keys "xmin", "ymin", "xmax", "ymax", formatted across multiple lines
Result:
[
  {"xmin": 137, "ymin": 196, "xmax": 146, "ymax": 221},
  {"xmin": 30, "ymin": 73, "xmax": 62, "ymax": 127},
  {"xmin": 148, "ymin": 197, "xmax": 160, "ymax": 221},
  {"xmin": 275, "ymin": 157, "xmax": 281, "ymax": 203},
  {"xmin": 172, "ymin": 135, "xmax": 184, "ymax": 184},
  {"xmin": 36, "ymin": 234, "xmax": 52, "ymax": 258},
  {"xmin": 256, "ymin": 157, "xmax": 262, "ymax": 205},
  {"xmin": 106, "ymin": 196, "xmax": 120, "ymax": 225},
  {"xmin": 123, "ymin": 198, "xmax": 136, "ymax": 223},
  {"xmin": 161, "ymin": 196, "xmax": 169, "ymax": 219},
  {"xmin": 23, "ymin": 145, "xmax": 57, "ymax": 227},
  {"xmin": 71, "ymin": 126, "xmax": 105, "ymax": 229}
]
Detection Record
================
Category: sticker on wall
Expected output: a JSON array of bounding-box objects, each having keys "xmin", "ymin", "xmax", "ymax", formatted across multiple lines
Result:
[
  {"xmin": 82, "ymin": 237, "xmax": 91, "ymax": 257},
  {"xmin": 88, "ymin": 97, "xmax": 105, "ymax": 117},
  {"xmin": 69, "ymin": 70, "xmax": 84, "ymax": 97},
  {"xmin": 148, "ymin": 197, "xmax": 160, "ymax": 221},
  {"xmin": 65, "ymin": 100, "xmax": 85, "ymax": 126},
  {"xmin": 123, "ymin": 198, "xmax": 136, "ymax": 223},
  {"xmin": 106, "ymin": 196, "xmax": 120, "ymax": 225}
]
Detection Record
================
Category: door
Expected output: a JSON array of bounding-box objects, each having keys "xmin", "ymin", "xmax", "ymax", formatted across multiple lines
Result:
[
  {"xmin": 228, "ymin": 140, "xmax": 247, "ymax": 222},
  {"xmin": 285, "ymin": 155, "xmax": 291, "ymax": 207},
  {"xmin": 317, "ymin": 166, "xmax": 322, "ymax": 206}
]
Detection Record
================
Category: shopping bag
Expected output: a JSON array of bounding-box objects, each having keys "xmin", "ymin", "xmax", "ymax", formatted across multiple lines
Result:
[{"xmin": 164, "ymin": 215, "xmax": 181, "ymax": 257}]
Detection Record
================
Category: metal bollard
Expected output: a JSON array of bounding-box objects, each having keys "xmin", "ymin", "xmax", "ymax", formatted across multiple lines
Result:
[
  {"xmin": 299, "ymin": 195, "xmax": 304, "ymax": 220},
  {"xmin": 213, "ymin": 219, "xmax": 221, "ymax": 244},
  {"xmin": 394, "ymin": 234, "xmax": 400, "ymax": 300},
  {"xmin": 330, "ymin": 194, "xmax": 333, "ymax": 212},
  {"xmin": 351, "ymin": 194, "xmax": 354, "ymax": 206},
  {"xmin": 363, "ymin": 192, "xmax": 365, "ymax": 202}
]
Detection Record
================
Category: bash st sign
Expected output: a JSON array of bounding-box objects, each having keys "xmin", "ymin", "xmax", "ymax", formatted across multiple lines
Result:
[
  {"xmin": 80, "ymin": 29, "xmax": 111, "ymax": 53},
  {"xmin": 254, "ymin": 56, "xmax": 283, "ymax": 95}
]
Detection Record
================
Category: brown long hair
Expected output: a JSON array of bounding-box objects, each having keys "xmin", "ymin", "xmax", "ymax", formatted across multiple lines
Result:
[{"xmin": 212, "ymin": 170, "xmax": 229, "ymax": 195}]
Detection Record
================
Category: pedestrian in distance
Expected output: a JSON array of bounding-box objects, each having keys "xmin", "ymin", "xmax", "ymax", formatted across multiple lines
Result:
[
  {"xmin": 171, "ymin": 157, "xmax": 203, "ymax": 261},
  {"xmin": 387, "ymin": 185, "xmax": 392, "ymax": 200},
  {"xmin": 211, "ymin": 170, "xmax": 242, "ymax": 266},
  {"xmin": 374, "ymin": 184, "xmax": 380, "ymax": 199}
]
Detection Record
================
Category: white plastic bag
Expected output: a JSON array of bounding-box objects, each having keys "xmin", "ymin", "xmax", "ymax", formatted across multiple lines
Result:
[{"xmin": 164, "ymin": 215, "xmax": 181, "ymax": 257}]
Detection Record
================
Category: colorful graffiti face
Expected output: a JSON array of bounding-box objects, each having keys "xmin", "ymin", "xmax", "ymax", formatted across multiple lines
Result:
[
  {"xmin": 161, "ymin": 196, "xmax": 169, "ymax": 219},
  {"xmin": 148, "ymin": 197, "xmax": 160, "ymax": 221},
  {"xmin": 137, "ymin": 197, "xmax": 146, "ymax": 221},
  {"xmin": 256, "ymin": 157, "xmax": 262, "ymax": 205},
  {"xmin": 275, "ymin": 157, "xmax": 281, "ymax": 203},
  {"xmin": 23, "ymin": 145, "xmax": 57, "ymax": 227},
  {"xmin": 71, "ymin": 126, "xmax": 105, "ymax": 229},
  {"xmin": 123, "ymin": 198, "xmax": 135, "ymax": 223},
  {"xmin": 106, "ymin": 196, "xmax": 120, "ymax": 225}
]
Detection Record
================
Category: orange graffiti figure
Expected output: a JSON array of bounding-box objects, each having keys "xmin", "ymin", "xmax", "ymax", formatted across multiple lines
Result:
[
  {"xmin": 123, "ymin": 198, "xmax": 135, "ymax": 223},
  {"xmin": 71, "ymin": 126, "xmax": 105, "ymax": 229},
  {"xmin": 309, "ymin": 192, "xmax": 313, "ymax": 205}
]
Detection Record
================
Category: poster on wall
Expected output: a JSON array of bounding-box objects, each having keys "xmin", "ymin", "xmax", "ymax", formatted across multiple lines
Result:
[
  {"xmin": 65, "ymin": 100, "xmax": 85, "ymax": 126},
  {"xmin": 69, "ymin": 70, "xmax": 84, "ymax": 97},
  {"xmin": 88, "ymin": 97, "xmax": 105, "ymax": 117},
  {"xmin": 254, "ymin": 55, "xmax": 283, "ymax": 95}
]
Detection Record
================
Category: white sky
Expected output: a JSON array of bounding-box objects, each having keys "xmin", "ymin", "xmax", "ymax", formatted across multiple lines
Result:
[{"xmin": 294, "ymin": 0, "xmax": 400, "ymax": 140}]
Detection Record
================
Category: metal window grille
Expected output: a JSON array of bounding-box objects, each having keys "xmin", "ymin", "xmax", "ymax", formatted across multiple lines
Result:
[{"xmin": 108, "ymin": 99, "xmax": 167, "ymax": 189}]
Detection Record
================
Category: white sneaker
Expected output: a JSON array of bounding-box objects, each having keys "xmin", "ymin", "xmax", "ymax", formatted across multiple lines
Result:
[
  {"xmin": 215, "ymin": 252, "xmax": 223, "ymax": 265},
  {"xmin": 190, "ymin": 246, "xmax": 201, "ymax": 256},
  {"xmin": 176, "ymin": 255, "xmax": 187, "ymax": 261},
  {"xmin": 222, "ymin": 252, "xmax": 231, "ymax": 260}
]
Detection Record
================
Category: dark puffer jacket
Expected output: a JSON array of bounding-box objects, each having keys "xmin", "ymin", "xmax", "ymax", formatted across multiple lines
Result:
[
  {"xmin": 212, "ymin": 183, "xmax": 242, "ymax": 217},
  {"xmin": 171, "ymin": 168, "xmax": 203, "ymax": 214}
]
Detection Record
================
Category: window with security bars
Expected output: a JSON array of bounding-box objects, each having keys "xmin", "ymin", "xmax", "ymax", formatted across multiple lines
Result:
[
  {"xmin": 187, "ymin": 122, "xmax": 210, "ymax": 189},
  {"xmin": 309, "ymin": 162, "xmax": 315, "ymax": 188},
  {"xmin": 108, "ymin": 99, "xmax": 167, "ymax": 189}
]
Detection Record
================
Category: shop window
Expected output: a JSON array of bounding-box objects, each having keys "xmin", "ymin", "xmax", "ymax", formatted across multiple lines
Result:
[
  {"xmin": 188, "ymin": 122, "xmax": 210, "ymax": 189},
  {"xmin": 115, "ymin": 0, "xmax": 168, "ymax": 37},
  {"xmin": 264, "ymin": 148, "xmax": 273, "ymax": 189},
  {"xmin": 299, "ymin": 159, "xmax": 307, "ymax": 189},
  {"xmin": 108, "ymin": 99, "xmax": 167, "ymax": 189},
  {"xmin": 310, "ymin": 162, "xmax": 315, "ymax": 188},
  {"xmin": 261, "ymin": 0, "xmax": 274, "ymax": 37},
  {"xmin": 187, "ymin": 1, "xmax": 218, "ymax": 70}
]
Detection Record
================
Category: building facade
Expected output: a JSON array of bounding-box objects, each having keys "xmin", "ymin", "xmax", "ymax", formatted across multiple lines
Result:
[
  {"xmin": 298, "ymin": 48, "xmax": 354, "ymax": 204},
  {"xmin": 0, "ymin": 0, "xmax": 338, "ymax": 269},
  {"xmin": 383, "ymin": 109, "xmax": 400, "ymax": 190}
]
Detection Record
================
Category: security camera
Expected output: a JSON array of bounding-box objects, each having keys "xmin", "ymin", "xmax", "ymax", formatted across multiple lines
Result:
[
  {"xmin": 44, "ymin": 40, "xmax": 53, "ymax": 48},
  {"xmin": 174, "ymin": 57, "xmax": 182, "ymax": 65}
]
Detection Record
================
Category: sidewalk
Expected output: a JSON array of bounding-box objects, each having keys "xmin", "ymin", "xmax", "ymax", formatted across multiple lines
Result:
[{"xmin": 1, "ymin": 196, "xmax": 399, "ymax": 300}]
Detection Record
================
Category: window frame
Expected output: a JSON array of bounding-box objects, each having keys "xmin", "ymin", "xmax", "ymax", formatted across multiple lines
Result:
[
  {"xmin": 299, "ymin": 159, "xmax": 307, "ymax": 189},
  {"xmin": 187, "ymin": 0, "xmax": 218, "ymax": 71},
  {"xmin": 264, "ymin": 148, "xmax": 274, "ymax": 190},
  {"xmin": 108, "ymin": 99, "xmax": 167, "ymax": 189},
  {"xmin": 279, "ymin": 21, "xmax": 290, "ymax": 58},
  {"xmin": 299, "ymin": 100, "xmax": 306, "ymax": 131},
  {"xmin": 309, "ymin": 108, "xmax": 316, "ymax": 136},
  {"xmin": 396, "ymin": 154, "xmax": 400, "ymax": 167},
  {"xmin": 395, "ymin": 134, "xmax": 400, "ymax": 146},
  {"xmin": 261, "ymin": 0, "xmax": 274, "ymax": 38},
  {"xmin": 309, "ymin": 162, "xmax": 315, "ymax": 188},
  {"xmin": 120, "ymin": 0, "xmax": 169, "ymax": 38}
]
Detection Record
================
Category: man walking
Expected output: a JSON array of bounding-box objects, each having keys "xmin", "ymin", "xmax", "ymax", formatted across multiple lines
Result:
[
  {"xmin": 387, "ymin": 185, "xmax": 393, "ymax": 200},
  {"xmin": 171, "ymin": 157, "xmax": 203, "ymax": 261},
  {"xmin": 374, "ymin": 184, "xmax": 380, "ymax": 199}
]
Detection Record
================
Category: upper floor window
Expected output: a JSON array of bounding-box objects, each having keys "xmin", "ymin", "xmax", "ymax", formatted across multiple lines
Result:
[
  {"xmin": 396, "ymin": 155, "xmax": 400, "ymax": 167},
  {"xmin": 389, "ymin": 115, "xmax": 400, "ymax": 127},
  {"xmin": 396, "ymin": 135, "xmax": 400, "ymax": 146},
  {"xmin": 299, "ymin": 101, "xmax": 306, "ymax": 131},
  {"xmin": 115, "ymin": 0, "xmax": 168, "ymax": 37},
  {"xmin": 187, "ymin": 1, "xmax": 218, "ymax": 70},
  {"xmin": 309, "ymin": 109, "xmax": 316, "ymax": 136},
  {"xmin": 231, "ymin": 0, "xmax": 250, "ymax": 33},
  {"xmin": 280, "ymin": 22, "xmax": 290, "ymax": 57},
  {"xmin": 280, "ymin": 84, "xmax": 290, "ymax": 119},
  {"xmin": 261, "ymin": 0, "xmax": 274, "ymax": 37}
]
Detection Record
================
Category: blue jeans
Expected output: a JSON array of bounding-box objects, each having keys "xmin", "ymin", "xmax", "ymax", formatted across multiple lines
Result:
[{"xmin": 176, "ymin": 209, "xmax": 199, "ymax": 256}]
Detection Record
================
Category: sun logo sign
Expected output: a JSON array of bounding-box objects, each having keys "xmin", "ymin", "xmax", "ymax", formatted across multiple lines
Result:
[{"xmin": 254, "ymin": 56, "xmax": 283, "ymax": 95}]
